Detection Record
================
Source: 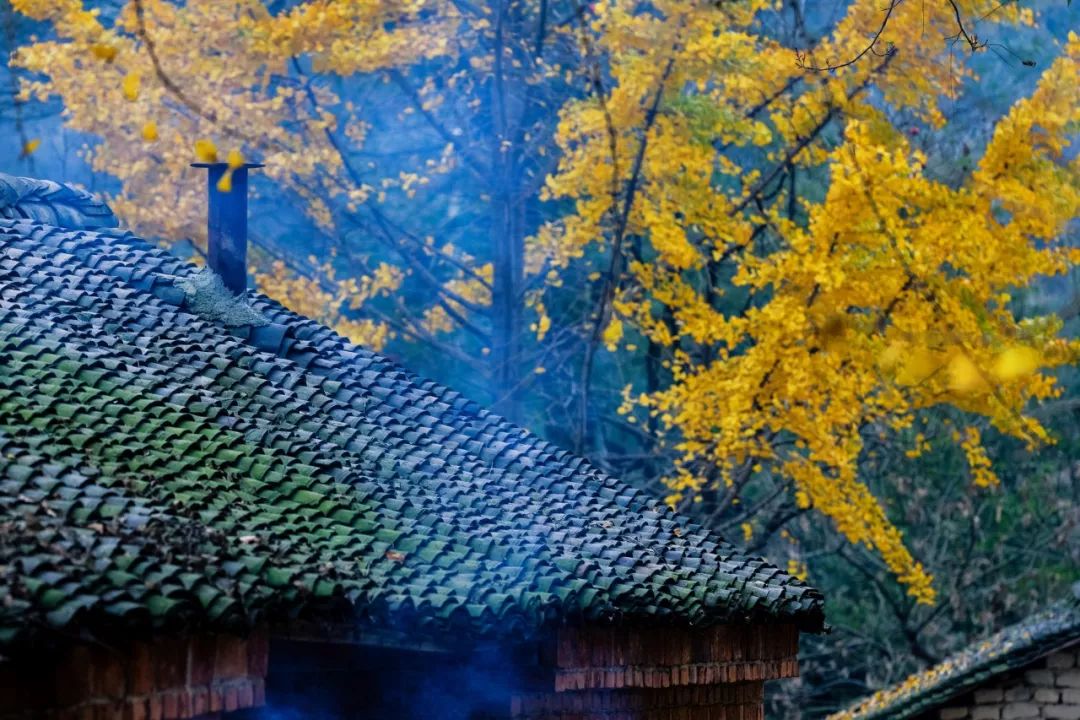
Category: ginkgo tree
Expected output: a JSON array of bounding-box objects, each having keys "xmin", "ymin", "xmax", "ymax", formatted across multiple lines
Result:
[
  {"xmin": 530, "ymin": 0, "xmax": 1078, "ymax": 604},
  {"xmin": 9, "ymin": 0, "xmax": 1079, "ymax": 606}
]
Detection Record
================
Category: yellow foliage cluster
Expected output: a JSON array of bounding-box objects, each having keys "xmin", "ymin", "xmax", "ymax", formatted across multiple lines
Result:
[
  {"xmin": 420, "ymin": 247, "xmax": 493, "ymax": 336},
  {"xmin": 536, "ymin": 0, "xmax": 1080, "ymax": 602},
  {"xmin": 10, "ymin": 0, "xmax": 451, "ymax": 345},
  {"xmin": 256, "ymin": 257, "xmax": 402, "ymax": 350},
  {"xmin": 12, "ymin": 0, "xmax": 1079, "ymax": 604},
  {"xmin": 247, "ymin": 0, "xmax": 459, "ymax": 74}
]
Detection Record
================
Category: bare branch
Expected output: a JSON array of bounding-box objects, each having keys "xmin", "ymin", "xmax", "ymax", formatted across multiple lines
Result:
[{"xmin": 796, "ymin": 0, "xmax": 901, "ymax": 72}]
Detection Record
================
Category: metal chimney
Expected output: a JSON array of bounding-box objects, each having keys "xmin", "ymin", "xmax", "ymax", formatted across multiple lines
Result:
[{"xmin": 191, "ymin": 161, "xmax": 263, "ymax": 294}]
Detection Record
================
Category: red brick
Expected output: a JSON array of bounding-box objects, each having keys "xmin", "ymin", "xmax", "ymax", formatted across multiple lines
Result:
[
  {"xmin": 55, "ymin": 645, "xmax": 94, "ymax": 706},
  {"xmin": 151, "ymin": 637, "xmax": 187, "ymax": 691},
  {"xmin": 238, "ymin": 681, "xmax": 254, "ymax": 708},
  {"xmin": 129, "ymin": 642, "xmax": 156, "ymax": 695},
  {"xmin": 188, "ymin": 635, "xmax": 216, "ymax": 687},
  {"xmin": 252, "ymin": 678, "xmax": 265, "ymax": 707},
  {"xmin": 208, "ymin": 688, "xmax": 222, "ymax": 713},
  {"xmin": 223, "ymin": 684, "xmax": 239, "ymax": 712},
  {"xmin": 213, "ymin": 636, "xmax": 247, "ymax": 680},
  {"xmin": 246, "ymin": 628, "xmax": 269, "ymax": 678},
  {"xmin": 190, "ymin": 686, "xmax": 209, "ymax": 716},
  {"xmin": 161, "ymin": 690, "xmax": 179, "ymax": 719},
  {"xmin": 179, "ymin": 688, "xmax": 195, "ymax": 717},
  {"xmin": 96, "ymin": 702, "xmax": 122, "ymax": 720},
  {"xmin": 124, "ymin": 697, "xmax": 149, "ymax": 720},
  {"xmin": 93, "ymin": 653, "xmax": 128, "ymax": 700}
]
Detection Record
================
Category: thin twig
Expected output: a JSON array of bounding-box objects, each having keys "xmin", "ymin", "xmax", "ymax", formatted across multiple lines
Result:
[
  {"xmin": 131, "ymin": 0, "xmax": 266, "ymax": 147},
  {"xmin": 797, "ymin": 0, "xmax": 902, "ymax": 72}
]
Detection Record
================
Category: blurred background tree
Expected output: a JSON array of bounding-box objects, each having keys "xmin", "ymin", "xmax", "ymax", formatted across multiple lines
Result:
[{"xmin": 2, "ymin": 0, "xmax": 1078, "ymax": 716}]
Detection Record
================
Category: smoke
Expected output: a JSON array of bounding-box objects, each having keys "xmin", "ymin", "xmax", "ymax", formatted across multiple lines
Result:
[{"xmin": 236, "ymin": 638, "xmax": 529, "ymax": 720}]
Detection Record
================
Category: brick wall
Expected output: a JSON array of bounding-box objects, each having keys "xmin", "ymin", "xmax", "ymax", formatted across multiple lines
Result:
[
  {"xmin": 510, "ymin": 623, "xmax": 798, "ymax": 719},
  {"xmin": 512, "ymin": 681, "xmax": 766, "ymax": 720},
  {"xmin": 553, "ymin": 624, "xmax": 800, "ymax": 692},
  {"xmin": 935, "ymin": 646, "xmax": 1080, "ymax": 720},
  {"xmin": 0, "ymin": 630, "xmax": 268, "ymax": 720}
]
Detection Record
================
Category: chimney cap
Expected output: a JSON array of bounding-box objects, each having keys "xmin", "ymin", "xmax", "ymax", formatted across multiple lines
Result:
[{"xmin": 191, "ymin": 162, "xmax": 265, "ymax": 169}]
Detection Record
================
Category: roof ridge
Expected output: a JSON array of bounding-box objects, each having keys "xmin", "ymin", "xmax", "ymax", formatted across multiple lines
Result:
[{"xmin": 0, "ymin": 173, "xmax": 118, "ymax": 230}]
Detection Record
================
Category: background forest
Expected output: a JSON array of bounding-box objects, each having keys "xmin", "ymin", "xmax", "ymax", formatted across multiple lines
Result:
[{"xmin": 1, "ymin": 0, "xmax": 1078, "ymax": 717}]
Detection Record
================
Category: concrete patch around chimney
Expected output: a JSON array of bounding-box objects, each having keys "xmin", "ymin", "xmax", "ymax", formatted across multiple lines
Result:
[{"xmin": 175, "ymin": 267, "xmax": 268, "ymax": 327}]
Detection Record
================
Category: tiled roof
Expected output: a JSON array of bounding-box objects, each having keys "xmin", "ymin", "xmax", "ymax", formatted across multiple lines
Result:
[
  {"xmin": 830, "ymin": 593, "xmax": 1080, "ymax": 720},
  {"xmin": 0, "ymin": 173, "xmax": 117, "ymax": 229},
  {"xmin": 0, "ymin": 173, "xmax": 825, "ymax": 649}
]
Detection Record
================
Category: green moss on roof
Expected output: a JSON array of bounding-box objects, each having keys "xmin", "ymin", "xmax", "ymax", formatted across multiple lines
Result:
[
  {"xmin": 0, "ymin": 175, "xmax": 825, "ymax": 647},
  {"xmin": 830, "ymin": 594, "xmax": 1080, "ymax": 720}
]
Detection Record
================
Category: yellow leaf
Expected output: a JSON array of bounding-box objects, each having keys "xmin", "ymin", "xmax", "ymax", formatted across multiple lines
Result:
[
  {"xmin": 992, "ymin": 346, "xmax": 1041, "ymax": 381},
  {"xmin": 878, "ymin": 341, "xmax": 906, "ymax": 369},
  {"xmin": 194, "ymin": 138, "xmax": 218, "ymax": 163},
  {"xmin": 216, "ymin": 170, "xmax": 233, "ymax": 193},
  {"xmin": 121, "ymin": 72, "xmax": 140, "ymax": 102},
  {"xmin": 535, "ymin": 312, "xmax": 551, "ymax": 341},
  {"xmin": 21, "ymin": 138, "xmax": 41, "ymax": 156},
  {"xmin": 89, "ymin": 44, "xmax": 117, "ymax": 62},
  {"xmin": 896, "ymin": 347, "xmax": 939, "ymax": 386},
  {"xmin": 947, "ymin": 352, "xmax": 987, "ymax": 394},
  {"xmin": 141, "ymin": 121, "xmax": 158, "ymax": 142},
  {"xmin": 602, "ymin": 316, "xmax": 623, "ymax": 350},
  {"xmin": 227, "ymin": 149, "xmax": 245, "ymax": 169}
]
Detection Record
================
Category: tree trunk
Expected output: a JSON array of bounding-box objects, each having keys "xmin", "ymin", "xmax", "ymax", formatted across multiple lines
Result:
[{"xmin": 490, "ymin": 178, "xmax": 523, "ymax": 420}]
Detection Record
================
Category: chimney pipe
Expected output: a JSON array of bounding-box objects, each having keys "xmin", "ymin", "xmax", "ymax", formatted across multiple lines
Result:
[{"xmin": 191, "ymin": 161, "xmax": 263, "ymax": 294}]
